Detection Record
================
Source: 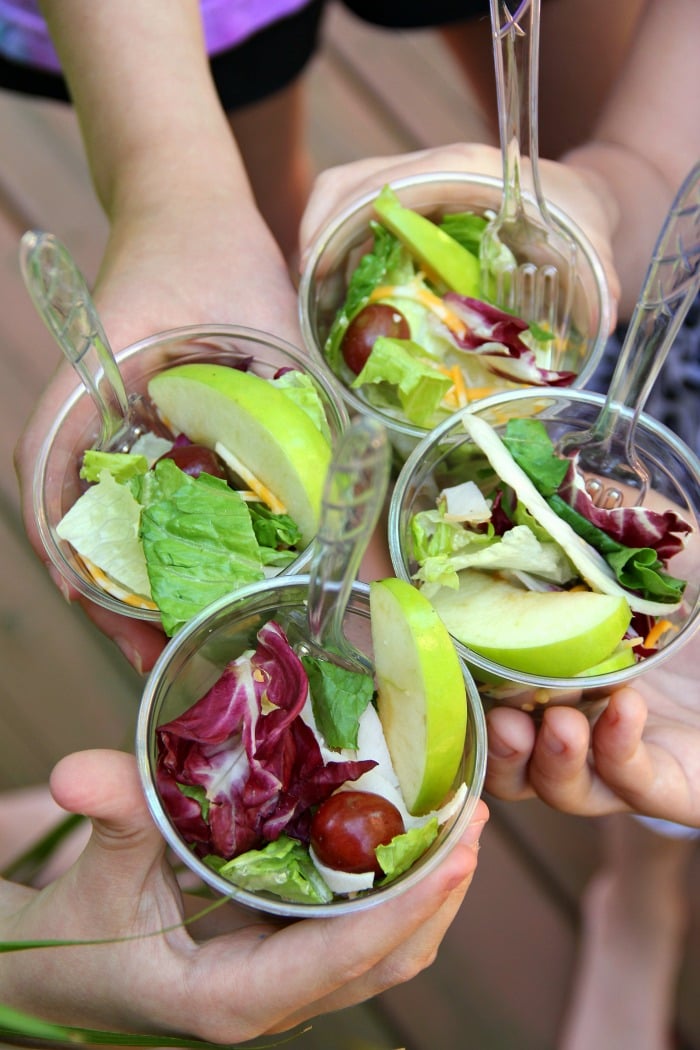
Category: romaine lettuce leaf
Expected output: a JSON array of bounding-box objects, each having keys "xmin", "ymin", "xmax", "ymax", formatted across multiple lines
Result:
[
  {"xmin": 352, "ymin": 336, "xmax": 453, "ymax": 427},
  {"xmin": 502, "ymin": 417, "xmax": 570, "ymax": 496},
  {"xmin": 248, "ymin": 502, "xmax": 302, "ymax": 553},
  {"xmin": 80, "ymin": 449, "xmax": 149, "ymax": 484},
  {"xmin": 137, "ymin": 458, "xmax": 265, "ymax": 635},
  {"xmin": 270, "ymin": 370, "xmax": 331, "ymax": 441},
  {"xmin": 209, "ymin": 835, "xmax": 333, "ymax": 904},
  {"xmin": 439, "ymin": 211, "xmax": 489, "ymax": 257},
  {"xmin": 501, "ymin": 418, "xmax": 689, "ymax": 603},
  {"xmin": 302, "ymin": 656, "xmax": 375, "ymax": 749},
  {"xmin": 376, "ymin": 817, "xmax": 439, "ymax": 883},
  {"xmin": 411, "ymin": 507, "xmax": 495, "ymax": 564},
  {"xmin": 415, "ymin": 523, "xmax": 575, "ymax": 592}
]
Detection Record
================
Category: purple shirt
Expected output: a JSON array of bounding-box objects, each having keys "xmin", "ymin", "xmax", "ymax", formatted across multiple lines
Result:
[{"xmin": 0, "ymin": 0, "xmax": 312, "ymax": 71}]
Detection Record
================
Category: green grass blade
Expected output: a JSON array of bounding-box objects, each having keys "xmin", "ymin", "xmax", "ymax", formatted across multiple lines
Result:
[{"xmin": 0, "ymin": 1003, "xmax": 311, "ymax": 1048}]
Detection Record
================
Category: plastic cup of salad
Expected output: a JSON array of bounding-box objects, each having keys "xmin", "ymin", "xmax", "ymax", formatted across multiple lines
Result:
[
  {"xmin": 135, "ymin": 573, "xmax": 487, "ymax": 917},
  {"xmin": 387, "ymin": 387, "xmax": 700, "ymax": 716},
  {"xmin": 33, "ymin": 324, "xmax": 349, "ymax": 638},
  {"xmin": 298, "ymin": 172, "xmax": 613, "ymax": 462}
]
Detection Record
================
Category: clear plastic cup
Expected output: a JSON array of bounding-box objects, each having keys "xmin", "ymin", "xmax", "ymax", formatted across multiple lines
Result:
[
  {"xmin": 299, "ymin": 172, "xmax": 613, "ymax": 461},
  {"xmin": 136, "ymin": 574, "xmax": 487, "ymax": 917},
  {"xmin": 33, "ymin": 324, "xmax": 349, "ymax": 628},
  {"xmin": 388, "ymin": 387, "xmax": 700, "ymax": 716}
]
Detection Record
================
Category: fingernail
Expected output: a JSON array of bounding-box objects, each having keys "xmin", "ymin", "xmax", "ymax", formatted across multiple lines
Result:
[
  {"xmin": 463, "ymin": 819, "xmax": 487, "ymax": 849},
  {"xmin": 49, "ymin": 567, "xmax": 72, "ymax": 603},
  {"xmin": 114, "ymin": 637, "xmax": 144, "ymax": 676},
  {"xmin": 541, "ymin": 724, "xmax": 565, "ymax": 754},
  {"xmin": 57, "ymin": 577, "xmax": 72, "ymax": 603},
  {"xmin": 487, "ymin": 731, "xmax": 516, "ymax": 759}
]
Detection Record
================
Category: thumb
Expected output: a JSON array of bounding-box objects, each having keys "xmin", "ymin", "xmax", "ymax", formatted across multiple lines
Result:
[{"xmin": 49, "ymin": 749, "xmax": 165, "ymax": 867}]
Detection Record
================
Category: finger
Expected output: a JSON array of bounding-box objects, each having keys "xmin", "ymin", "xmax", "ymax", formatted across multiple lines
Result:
[
  {"xmin": 589, "ymin": 687, "xmax": 648, "ymax": 768},
  {"xmin": 589, "ymin": 688, "xmax": 685, "ymax": 817},
  {"xmin": 484, "ymin": 707, "xmax": 538, "ymax": 800},
  {"xmin": 73, "ymin": 601, "xmax": 167, "ymax": 673},
  {"xmin": 526, "ymin": 706, "xmax": 631, "ymax": 815},
  {"xmin": 185, "ymin": 802, "xmax": 488, "ymax": 1043},
  {"xmin": 49, "ymin": 749, "xmax": 162, "ymax": 859}
]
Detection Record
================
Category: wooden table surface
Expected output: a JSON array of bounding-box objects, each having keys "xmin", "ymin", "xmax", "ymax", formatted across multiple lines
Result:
[{"xmin": 0, "ymin": 6, "xmax": 697, "ymax": 1048}]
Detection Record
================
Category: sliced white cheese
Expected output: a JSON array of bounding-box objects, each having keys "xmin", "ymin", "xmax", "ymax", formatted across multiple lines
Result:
[
  {"xmin": 461, "ymin": 412, "xmax": 682, "ymax": 616},
  {"xmin": 435, "ymin": 781, "xmax": 468, "ymax": 826},
  {"xmin": 309, "ymin": 847, "xmax": 375, "ymax": 895}
]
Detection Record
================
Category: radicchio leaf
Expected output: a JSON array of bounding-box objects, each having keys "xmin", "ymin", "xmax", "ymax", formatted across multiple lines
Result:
[
  {"xmin": 558, "ymin": 458, "xmax": 692, "ymax": 561},
  {"xmin": 156, "ymin": 621, "xmax": 376, "ymax": 860},
  {"xmin": 444, "ymin": 294, "xmax": 576, "ymax": 386}
]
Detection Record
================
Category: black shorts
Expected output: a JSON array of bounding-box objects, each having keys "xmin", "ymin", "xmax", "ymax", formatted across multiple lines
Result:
[{"xmin": 0, "ymin": 0, "xmax": 488, "ymax": 109}]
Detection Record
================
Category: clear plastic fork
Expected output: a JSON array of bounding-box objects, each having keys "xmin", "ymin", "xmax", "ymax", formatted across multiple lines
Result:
[
  {"xmin": 480, "ymin": 0, "xmax": 577, "ymax": 349},
  {"xmin": 19, "ymin": 230, "xmax": 162, "ymax": 452},
  {"xmin": 288, "ymin": 415, "xmax": 391, "ymax": 675},
  {"xmin": 555, "ymin": 161, "xmax": 700, "ymax": 509}
]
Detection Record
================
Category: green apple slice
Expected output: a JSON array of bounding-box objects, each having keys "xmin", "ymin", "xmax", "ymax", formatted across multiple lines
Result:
[
  {"xmin": 370, "ymin": 577, "xmax": 468, "ymax": 816},
  {"xmin": 431, "ymin": 569, "xmax": 632, "ymax": 678},
  {"xmin": 148, "ymin": 364, "xmax": 332, "ymax": 544},
  {"xmin": 574, "ymin": 643, "xmax": 637, "ymax": 677},
  {"xmin": 373, "ymin": 185, "xmax": 481, "ymax": 297}
]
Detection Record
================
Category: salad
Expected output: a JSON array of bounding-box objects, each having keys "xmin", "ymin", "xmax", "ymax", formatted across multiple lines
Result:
[
  {"xmin": 56, "ymin": 363, "xmax": 331, "ymax": 636},
  {"xmin": 407, "ymin": 414, "xmax": 693, "ymax": 678},
  {"xmin": 322, "ymin": 185, "xmax": 578, "ymax": 431},
  {"xmin": 154, "ymin": 616, "xmax": 467, "ymax": 905}
]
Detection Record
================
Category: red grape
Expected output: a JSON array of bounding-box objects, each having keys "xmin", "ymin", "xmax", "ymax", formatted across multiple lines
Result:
[
  {"xmin": 157, "ymin": 443, "xmax": 227, "ymax": 480},
  {"xmin": 310, "ymin": 790, "xmax": 405, "ymax": 874},
  {"xmin": 341, "ymin": 303, "xmax": 410, "ymax": 374}
]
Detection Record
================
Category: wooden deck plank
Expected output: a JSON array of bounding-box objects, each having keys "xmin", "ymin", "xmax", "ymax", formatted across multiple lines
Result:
[
  {"xmin": 321, "ymin": 6, "xmax": 492, "ymax": 150},
  {"xmin": 0, "ymin": 509, "xmax": 140, "ymax": 789},
  {"xmin": 0, "ymin": 92, "xmax": 138, "ymax": 792},
  {"xmin": 378, "ymin": 821, "xmax": 579, "ymax": 1050},
  {"xmin": 0, "ymin": 92, "xmax": 107, "ymax": 275},
  {"xmin": 306, "ymin": 50, "xmax": 412, "ymax": 172}
]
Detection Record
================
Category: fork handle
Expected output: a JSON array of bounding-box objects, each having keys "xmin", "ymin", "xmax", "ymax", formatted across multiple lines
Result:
[
  {"xmin": 490, "ymin": 0, "xmax": 549, "ymax": 222},
  {"xmin": 306, "ymin": 416, "xmax": 391, "ymax": 662},
  {"xmin": 19, "ymin": 230, "xmax": 130, "ymax": 445},
  {"xmin": 591, "ymin": 162, "xmax": 700, "ymax": 443}
]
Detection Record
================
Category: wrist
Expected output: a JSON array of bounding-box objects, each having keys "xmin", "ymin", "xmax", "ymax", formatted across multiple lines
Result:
[{"xmin": 105, "ymin": 138, "xmax": 256, "ymax": 229}]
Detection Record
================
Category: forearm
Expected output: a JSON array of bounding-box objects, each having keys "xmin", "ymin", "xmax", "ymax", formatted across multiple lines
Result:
[
  {"xmin": 38, "ymin": 1, "xmax": 256, "ymax": 223},
  {"xmin": 560, "ymin": 0, "xmax": 700, "ymax": 319}
]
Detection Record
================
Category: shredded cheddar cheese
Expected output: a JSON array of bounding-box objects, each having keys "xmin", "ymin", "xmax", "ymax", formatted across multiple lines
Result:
[
  {"xmin": 214, "ymin": 442, "xmax": 287, "ymax": 515},
  {"xmin": 643, "ymin": 618, "xmax": 677, "ymax": 650},
  {"xmin": 81, "ymin": 556, "xmax": 158, "ymax": 611}
]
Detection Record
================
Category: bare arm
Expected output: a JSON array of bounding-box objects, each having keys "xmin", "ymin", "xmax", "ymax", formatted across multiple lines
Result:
[
  {"xmin": 561, "ymin": 0, "xmax": 700, "ymax": 318},
  {"xmin": 40, "ymin": 2, "xmax": 248, "ymax": 224},
  {"xmin": 17, "ymin": 3, "xmax": 300, "ymax": 669},
  {"xmin": 37, "ymin": 0, "xmax": 296, "ymax": 346}
]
